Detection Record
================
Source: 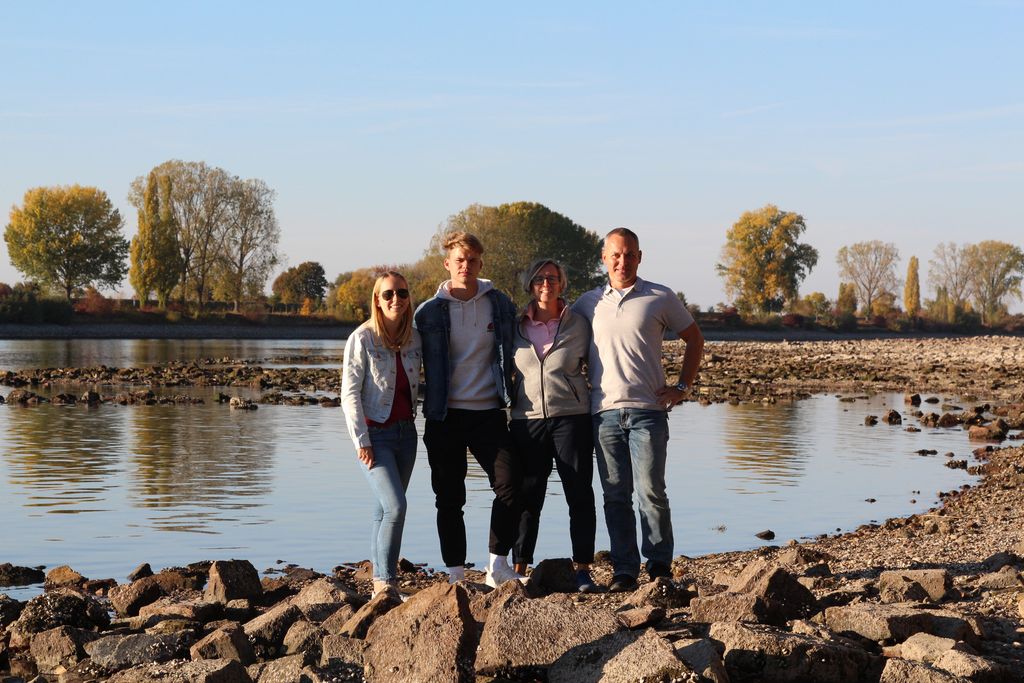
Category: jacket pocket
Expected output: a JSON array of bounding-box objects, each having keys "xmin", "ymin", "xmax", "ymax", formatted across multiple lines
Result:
[{"xmin": 563, "ymin": 373, "xmax": 581, "ymax": 403}]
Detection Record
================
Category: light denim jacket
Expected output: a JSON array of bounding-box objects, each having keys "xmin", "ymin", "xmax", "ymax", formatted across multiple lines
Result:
[{"xmin": 341, "ymin": 322, "xmax": 422, "ymax": 448}]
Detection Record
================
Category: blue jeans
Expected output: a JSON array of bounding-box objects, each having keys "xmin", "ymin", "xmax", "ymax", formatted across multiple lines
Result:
[
  {"xmin": 593, "ymin": 409, "xmax": 671, "ymax": 578},
  {"xmin": 363, "ymin": 420, "xmax": 418, "ymax": 582}
]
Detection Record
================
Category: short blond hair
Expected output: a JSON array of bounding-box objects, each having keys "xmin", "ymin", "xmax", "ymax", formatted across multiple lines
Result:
[{"xmin": 442, "ymin": 231, "xmax": 484, "ymax": 255}]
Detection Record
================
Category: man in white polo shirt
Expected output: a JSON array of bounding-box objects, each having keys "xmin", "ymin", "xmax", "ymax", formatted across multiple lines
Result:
[{"xmin": 573, "ymin": 227, "xmax": 704, "ymax": 592}]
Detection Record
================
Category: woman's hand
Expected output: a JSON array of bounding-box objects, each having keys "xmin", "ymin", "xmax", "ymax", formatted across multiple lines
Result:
[{"xmin": 358, "ymin": 447, "xmax": 375, "ymax": 467}]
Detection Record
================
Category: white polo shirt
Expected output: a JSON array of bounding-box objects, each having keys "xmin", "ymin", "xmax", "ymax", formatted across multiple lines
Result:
[{"xmin": 573, "ymin": 277, "xmax": 694, "ymax": 414}]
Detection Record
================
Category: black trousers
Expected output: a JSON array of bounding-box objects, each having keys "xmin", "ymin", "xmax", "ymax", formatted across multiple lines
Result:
[
  {"xmin": 423, "ymin": 408, "xmax": 520, "ymax": 567},
  {"xmin": 510, "ymin": 413, "xmax": 596, "ymax": 565}
]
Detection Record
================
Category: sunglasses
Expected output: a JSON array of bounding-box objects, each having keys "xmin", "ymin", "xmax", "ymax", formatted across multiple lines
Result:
[
  {"xmin": 531, "ymin": 275, "xmax": 560, "ymax": 286},
  {"xmin": 379, "ymin": 289, "xmax": 410, "ymax": 301}
]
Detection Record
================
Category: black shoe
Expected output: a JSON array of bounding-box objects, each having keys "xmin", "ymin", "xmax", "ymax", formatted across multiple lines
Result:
[
  {"xmin": 576, "ymin": 570, "xmax": 601, "ymax": 594},
  {"xmin": 646, "ymin": 562, "xmax": 672, "ymax": 580},
  {"xmin": 608, "ymin": 574, "xmax": 638, "ymax": 593}
]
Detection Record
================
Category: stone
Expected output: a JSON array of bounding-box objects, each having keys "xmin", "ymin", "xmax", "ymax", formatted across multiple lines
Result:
[
  {"xmin": 1, "ymin": 593, "xmax": 25, "ymax": 627},
  {"xmin": 710, "ymin": 621, "xmax": 882, "ymax": 683},
  {"xmin": 937, "ymin": 413, "xmax": 961, "ymax": 429},
  {"xmin": 775, "ymin": 546, "xmax": 831, "ymax": 569},
  {"xmin": 106, "ymin": 658, "xmax": 251, "ymax": 682},
  {"xmin": 726, "ymin": 559, "xmax": 817, "ymax": 623},
  {"xmin": 282, "ymin": 619, "xmax": 323, "ymax": 657},
  {"xmin": 319, "ymin": 633, "xmax": 365, "ymax": 668},
  {"xmin": 880, "ymin": 658, "xmax": 969, "ymax": 682},
  {"xmin": 247, "ymin": 653, "xmax": 311, "ymax": 682},
  {"xmin": 981, "ymin": 550, "xmax": 1021, "ymax": 571},
  {"xmin": 897, "ymin": 632, "xmax": 957, "ymax": 663},
  {"xmin": 475, "ymin": 589, "xmax": 621, "ymax": 675},
  {"xmin": 975, "ymin": 565, "xmax": 1023, "ymax": 591},
  {"xmin": 549, "ymin": 629, "xmax": 694, "ymax": 683},
  {"xmin": 363, "ymin": 583, "xmax": 477, "ymax": 683},
  {"xmin": 525, "ymin": 558, "xmax": 576, "ymax": 595},
  {"xmin": 879, "ymin": 575, "xmax": 933, "ymax": 604},
  {"xmin": 126, "ymin": 563, "xmax": 154, "ymax": 582},
  {"xmin": 466, "ymin": 578, "xmax": 524, "ymax": 624},
  {"xmin": 242, "ymin": 603, "xmax": 302, "ymax": 658},
  {"xmin": 44, "ymin": 565, "xmax": 86, "ymax": 588},
  {"xmin": 205, "ymin": 560, "xmax": 262, "ymax": 604},
  {"xmin": 932, "ymin": 649, "xmax": 1004, "ymax": 681},
  {"xmin": 0, "ymin": 563, "xmax": 45, "ymax": 587},
  {"xmin": 190, "ymin": 624, "xmax": 256, "ymax": 665},
  {"xmin": 288, "ymin": 577, "xmax": 364, "ymax": 623},
  {"xmin": 615, "ymin": 606, "xmax": 664, "ymax": 629},
  {"xmin": 823, "ymin": 604, "xmax": 978, "ymax": 645},
  {"xmin": 690, "ymin": 592, "xmax": 772, "ymax": 624},
  {"xmin": 153, "ymin": 569, "xmax": 204, "ymax": 593},
  {"xmin": 85, "ymin": 632, "xmax": 193, "ymax": 672},
  {"xmin": 906, "ymin": 394, "xmax": 922, "ymax": 406},
  {"xmin": 674, "ymin": 638, "xmax": 729, "ymax": 683},
  {"xmin": 622, "ymin": 577, "xmax": 694, "ymax": 609},
  {"xmin": 7, "ymin": 588, "xmax": 110, "ymax": 650},
  {"xmin": 28, "ymin": 626, "xmax": 97, "ymax": 672},
  {"xmin": 320, "ymin": 603, "xmax": 358, "ymax": 635},
  {"xmin": 338, "ymin": 585, "xmax": 402, "ymax": 639},
  {"xmin": 138, "ymin": 597, "xmax": 221, "ymax": 625},
  {"xmin": 885, "ymin": 409, "xmax": 903, "ymax": 425},
  {"xmin": 109, "ymin": 576, "xmax": 165, "ymax": 617}
]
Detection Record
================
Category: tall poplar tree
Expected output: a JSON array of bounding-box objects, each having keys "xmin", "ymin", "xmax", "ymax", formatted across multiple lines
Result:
[
  {"xmin": 903, "ymin": 255, "xmax": 920, "ymax": 318},
  {"xmin": 129, "ymin": 172, "xmax": 182, "ymax": 308}
]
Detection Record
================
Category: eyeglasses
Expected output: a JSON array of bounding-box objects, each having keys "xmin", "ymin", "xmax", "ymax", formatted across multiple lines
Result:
[
  {"xmin": 379, "ymin": 289, "xmax": 410, "ymax": 301},
  {"xmin": 531, "ymin": 275, "xmax": 560, "ymax": 286}
]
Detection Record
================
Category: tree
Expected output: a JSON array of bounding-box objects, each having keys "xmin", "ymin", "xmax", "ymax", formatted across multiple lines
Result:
[
  {"xmin": 964, "ymin": 240, "xmax": 1024, "ymax": 324},
  {"xmin": 835, "ymin": 241, "xmax": 900, "ymax": 315},
  {"xmin": 903, "ymin": 255, "xmax": 920, "ymax": 318},
  {"xmin": 928, "ymin": 242, "xmax": 971, "ymax": 309},
  {"xmin": 129, "ymin": 172, "xmax": 182, "ymax": 308},
  {"xmin": 716, "ymin": 204, "xmax": 818, "ymax": 315},
  {"xmin": 836, "ymin": 282, "xmax": 858, "ymax": 314},
  {"xmin": 272, "ymin": 261, "xmax": 328, "ymax": 308},
  {"xmin": 334, "ymin": 268, "xmax": 379, "ymax": 320},
  {"xmin": 435, "ymin": 202, "xmax": 603, "ymax": 305},
  {"xmin": 212, "ymin": 178, "xmax": 281, "ymax": 310},
  {"xmin": 5, "ymin": 185, "xmax": 129, "ymax": 299}
]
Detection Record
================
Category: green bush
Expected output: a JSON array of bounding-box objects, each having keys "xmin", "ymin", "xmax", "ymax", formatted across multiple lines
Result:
[{"xmin": 0, "ymin": 290, "xmax": 73, "ymax": 324}]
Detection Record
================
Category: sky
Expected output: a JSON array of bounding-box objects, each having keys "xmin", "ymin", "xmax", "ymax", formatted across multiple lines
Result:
[{"xmin": 1, "ymin": 1, "xmax": 1021, "ymax": 310}]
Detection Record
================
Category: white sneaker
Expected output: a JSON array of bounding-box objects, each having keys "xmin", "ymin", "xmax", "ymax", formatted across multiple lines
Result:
[{"xmin": 485, "ymin": 563, "xmax": 526, "ymax": 588}]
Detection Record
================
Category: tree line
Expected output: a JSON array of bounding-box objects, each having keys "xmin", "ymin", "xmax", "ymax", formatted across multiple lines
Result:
[{"xmin": 3, "ymin": 174, "xmax": 1022, "ymax": 328}]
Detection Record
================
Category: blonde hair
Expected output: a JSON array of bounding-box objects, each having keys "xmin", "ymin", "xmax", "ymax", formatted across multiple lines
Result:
[
  {"xmin": 521, "ymin": 258, "xmax": 568, "ymax": 294},
  {"xmin": 370, "ymin": 271, "xmax": 413, "ymax": 351},
  {"xmin": 442, "ymin": 231, "xmax": 484, "ymax": 255}
]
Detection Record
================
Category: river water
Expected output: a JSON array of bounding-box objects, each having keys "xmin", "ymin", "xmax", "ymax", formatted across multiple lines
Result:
[{"xmin": 0, "ymin": 339, "xmax": 976, "ymax": 597}]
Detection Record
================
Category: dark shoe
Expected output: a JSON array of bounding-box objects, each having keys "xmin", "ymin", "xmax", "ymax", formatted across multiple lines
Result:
[
  {"xmin": 608, "ymin": 574, "xmax": 638, "ymax": 593},
  {"xmin": 576, "ymin": 570, "xmax": 601, "ymax": 594},
  {"xmin": 646, "ymin": 562, "xmax": 672, "ymax": 580}
]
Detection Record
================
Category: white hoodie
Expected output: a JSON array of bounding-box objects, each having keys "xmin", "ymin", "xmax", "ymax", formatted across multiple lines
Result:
[{"xmin": 437, "ymin": 278, "xmax": 501, "ymax": 410}]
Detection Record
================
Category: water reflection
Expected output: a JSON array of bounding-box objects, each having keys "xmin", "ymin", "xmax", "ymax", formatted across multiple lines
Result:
[{"xmin": 716, "ymin": 400, "xmax": 808, "ymax": 491}]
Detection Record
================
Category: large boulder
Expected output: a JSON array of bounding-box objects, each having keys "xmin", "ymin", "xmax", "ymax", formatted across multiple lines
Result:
[
  {"xmin": 190, "ymin": 623, "xmax": 257, "ymax": 665},
  {"xmin": 548, "ymin": 629, "xmax": 694, "ymax": 682},
  {"xmin": 107, "ymin": 658, "xmax": 252, "ymax": 682},
  {"xmin": 690, "ymin": 592, "xmax": 773, "ymax": 624},
  {"xmin": 475, "ymin": 591, "xmax": 621, "ymax": 676},
  {"xmin": 878, "ymin": 570, "xmax": 954, "ymax": 604},
  {"xmin": 44, "ymin": 565, "xmax": 87, "ymax": 588},
  {"xmin": 28, "ymin": 626, "xmax": 98, "ymax": 673},
  {"xmin": 525, "ymin": 558, "xmax": 576, "ymax": 596},
  {"xmin": 288, "ymin": 577, "xmax": 364, "ymax": 622},
  {"xmin": 710, "ymin": 621, "xmax": 882, "ymax": 682},
  {"xmin": 206, "ymin": 560, "xmax": 262, "ymax": 604},
  {"xmin": 247, "ymin": 653, "xmax": 312, "ymax": 682},
  {"xmin": 880, "ymin": 658, "xmax": 969, "ymax": 682},
  {"xmin": 0, "ymin": 563, "xmax": 45, "ymax": 587},
  {"xmin": 86, "ymin": 632, "xmax": 194, "ymax": 672},
  {"xmin": 363, "ymin": 582, "xmax": 477, "ymax": 683},
  {"xmin": 242, "ymin": 603, "xmax": 302, "ymax": 658},
  {"xmin": 0, "ymin": 593, "xmax": 25, "ymax": 627},
  {"xmin": 823, "ymin": 604, "xmax": 979, "ymax": 645},
  {"xmin": 338, "ymin": 585, "xmax": 403, "ymax": 638},
  {"xmin": 6, "ymin": 588, "xmax": 110, "ymax": 649},
  {"xmin": 674, "ymin": 638, "xmax": 730, "ymax": 683},
  {"xmin": 109, "ymin": 576, "xmax": 165, "ymax": 617},
  {"xmin": 727, "ymin": 559, "xmax": 817, "ymax": 622},
  {"xmin": 138, "ymin": 597, "xmax": 222, "ymax": 625},
  {"xmin": 622, "ymin": 576, "xmax": 694, "ymax": 609}
]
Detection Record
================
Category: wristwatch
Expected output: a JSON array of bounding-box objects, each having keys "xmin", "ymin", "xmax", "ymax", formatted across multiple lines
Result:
[{"xmin": 674, "ymin": 381, "xmax": 688, "ymax": 392}]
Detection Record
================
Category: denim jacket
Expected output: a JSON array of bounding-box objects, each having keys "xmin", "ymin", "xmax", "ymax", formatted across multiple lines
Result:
[
  {"xmin": 340, "ymin": 321, "xmax": 422, "ymax": 448},
  {"xmin": 413, "ymin": 287, "xmax": 517, "ymax": 421}
]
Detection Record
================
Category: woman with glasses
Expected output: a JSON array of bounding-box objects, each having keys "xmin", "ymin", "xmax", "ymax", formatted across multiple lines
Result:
[
  {"xmin": 510, "ymin": 258, "xmax": 600, "ymax": 593},
  {"xmin": 341, "ymin": 271, "xmax": 422, "ymax": 597}
]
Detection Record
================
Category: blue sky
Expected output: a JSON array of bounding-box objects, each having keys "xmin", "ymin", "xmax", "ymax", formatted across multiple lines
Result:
[{"xmin": 2, "ymin": 1, "xmax": 1021, "ymax": 309}]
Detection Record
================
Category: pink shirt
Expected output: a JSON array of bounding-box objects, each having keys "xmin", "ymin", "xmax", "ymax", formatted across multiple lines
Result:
[{"xmin": 523, "ymin": 301, "xmax": 566, "ymax": 359}]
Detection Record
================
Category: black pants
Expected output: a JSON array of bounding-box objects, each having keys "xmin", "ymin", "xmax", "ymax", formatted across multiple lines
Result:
[
  {"xmin": 510, "ymin": 413, "xmax": 596, "ymax": 565},
  {"xmin": 423, "ymin": 408, "xmax": 520, "ymax": 567}
]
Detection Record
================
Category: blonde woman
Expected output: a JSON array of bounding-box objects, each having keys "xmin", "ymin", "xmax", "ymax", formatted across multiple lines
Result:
[{"xmin": 341, "ymin": 271, "xmax": 422, "ymax": 596}]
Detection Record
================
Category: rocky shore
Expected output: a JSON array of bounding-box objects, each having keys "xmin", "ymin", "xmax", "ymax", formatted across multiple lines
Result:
[{"xmin": 2, "ymin": 336, "xmax": 1024, "ymax": 682}]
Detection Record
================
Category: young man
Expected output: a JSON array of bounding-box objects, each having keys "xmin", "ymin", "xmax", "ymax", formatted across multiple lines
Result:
[
  {"xmin": 573, "ymin": 227, "xmax": 705, "ymax": 592},
  {"xmin": 413, "ymin": 231, "xmax": 524, "ymax": 586}
]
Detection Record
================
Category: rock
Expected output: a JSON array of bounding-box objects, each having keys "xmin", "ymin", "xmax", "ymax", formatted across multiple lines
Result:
[
  {"xmin": 981, "ymin": 550, "xmax": 1021, "ymax": 571},
  {"xmin": 710, "ymin": 621, "xmax": 882, "ymax": 682},
  {"xmin": 7, "ymin": 588, "xmax": 110, "ymax": 650},
  {"xmin": 320, "ymin": 603, "xmax": 358, "ymax": 635},
  {"xmin": 1, "ymin": 593, "xmax": 26, "ymax": 627},
  {"xmin": 107, "ymin": 658, "xmax": 252, "ymax": 682},
  {"xmin": 0, "ymin": 563, "xmax": 45, "ymax": 587},
  {"xmin": 674, "ymin": 638, "xmax": 729, "ymax": 683},
  {"xmin": 247, "ymin": 653, "xmax": 311, "ymax": 682},
  {"xmin": 885, "ymin": 409, "xmax": 903, "ymax": 425},
  {"xmin": 549, "ymin": 629, "xmax": 694, "ymax": 683},
  {"xmin": 465, "ymin": 578, "xmax": 523, "ymax": 623},
  {"xmin": 932, "ymin": 649, "xmax": 1004, "ymax": 681},
  {"xmin": 206, "ymin": 560, "xmax": 262, "ymax": 604},
  {"xmin": 80, "ymin": 390, "xmax": 101, "ymax": 405},
  {"xmin": 338, "ymin": 585, "xmax": 402, "ymax": 639},
  {"xmin": 906, "ymin": 394, "xmax": 922, "ymax": 406},
  {"xmin": 242, "ymin": 603, "xmax": 302, "ymax": 658},
  {"xmin": 621, "ymin": 577, "xmax": 694, "ymax": 609},
  {"xmin": 616, "ymin": 606, "xmax": 664, "ymax": 629},
  {"xmin": 878, "ymin": 570, "xmax": 954, "ymax": 604},
  {"xmin": 726, "ymin": 559, "xmax": 817, "ymax": 623},
  {"xmin": 975, "ymin": 565, "xmax": 1023, "ymax": 591},
  {"xmin": 865, "ymin": 415, "xmax": 879, "ymax": 426},
  {"xmin": 755, "ymin": 529, "xmax": 776, "ymax": 540},
  {"xmin": 288, "ymin": 577, "xmax": 364, "ymax": 622},
  {"xmin": 109, "ymin": 576, "xmax": 165, "ymax": 617},
  {"xmin": 86, "ymin": 632, "xmax": 193, "ymax": 672},
  {"xmin": 879, "ymin": 658, "xmax": 969, "ymax": 682},
  {"xmin": 895, "ymin": 632, "xmax": 958, "ymax": 663},
  {"xmin": 127, "ymin": 563, "xmax": 154, "ymax": 582},
  {"xmin": 190, "ymin": 624, "xmax": 256, "ymax": 665},
  {"xmin": 775, "ymin": 546, "xmax": 831, "ymax": 569},
  {"xmin": 153, "ymin": 569, "xmax": 204, "ymax": 593},
  {"xmin": 363, "ymin": 583, "xmax": 477, "ymax": 683},
  {"xmin": 28, "ymin": 626, "xmax": 97, "ymax": 673},
  {"xmin": 937, "ymin": 413, "xmax": 960, "ymax": 428},
  {"xmin": 138, "ymin": 597, "xmax": 221, "ymax": 625},
  {"xmin": 690, "ymin": 592, "xmax": 772, "ymax": 624},
  {"xmin": 319, "ymin": 633, "xmax": 365, "ymax": 668},
  {"xmin": 44, "ymin": 565, "xmax": 86, "ymax": 588},
  {"xmin": 229, "ymin": 397, "xmax": 257, "ymax": 410},
  {"xmin": 525, "ymin": 558, "xmax": 576, "ymax": 595},
  {"xmin": 475, "ymin": 589, "xmax": 621, "ymax": 676},
  {"xmin": 282, "ymin": 619, "xmax": 324, "ymax": 659},
  {"xmin": 823, "ymin": 604, "xmax": 978, "ymax": 645}
]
